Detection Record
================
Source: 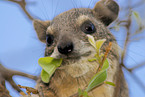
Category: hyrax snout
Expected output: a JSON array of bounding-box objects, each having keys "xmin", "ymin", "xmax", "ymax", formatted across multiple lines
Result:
[{"xmin": 33, "ymin": 0, "xmax": 119, "ymax": 59}]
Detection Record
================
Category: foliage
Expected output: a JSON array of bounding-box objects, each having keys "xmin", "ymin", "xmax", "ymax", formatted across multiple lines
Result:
[
  {"xmin": 38, "ymin": 57, "xmax": 63, "ymax": 83},
  {"xmin": 132, "ymin": 11, "xmax": 142, "ymax": 26},
  {"xmin": 78, "ymin": 88, "xmax": 89, "ymax": 97},
  {"xmin": 78, "ymin": 35, "xmax": 115, "ymax": 97},
  {"xmin": 38, "ymin": 35, "xmax": 114, "ymax": 96},
  {"xmin": 104, "ymin": 81, "xmax": 116, "ymax": 87},
  {"xmin": 85, "ymin": 59, "xmax": 109, "ymax": 92}
]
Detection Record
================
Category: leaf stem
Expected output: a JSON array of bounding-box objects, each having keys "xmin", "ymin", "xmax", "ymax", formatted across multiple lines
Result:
[{"xmin": 96, "ymin": 42, "xmax": 112, "ymax": 73}]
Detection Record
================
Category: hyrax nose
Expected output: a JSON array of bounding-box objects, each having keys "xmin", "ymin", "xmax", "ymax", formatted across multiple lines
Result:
[{"xmin": 57, "ymin": 42, "xmax": 74, "ymax": 54}]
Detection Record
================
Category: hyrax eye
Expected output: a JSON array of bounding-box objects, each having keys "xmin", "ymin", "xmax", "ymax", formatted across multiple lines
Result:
[
  {"xmin": 46, "ymin": 34, "xmax": 54, "ymax": 46},
  {"xmin": 81, "ymin": 21, "xmax": 96, "ymax": 34}
]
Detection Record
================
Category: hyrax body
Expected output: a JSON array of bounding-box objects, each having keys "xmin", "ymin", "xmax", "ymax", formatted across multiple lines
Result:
[{"xmin": 33, "ymin": 0, "xmax": 128, "ymax": 97}]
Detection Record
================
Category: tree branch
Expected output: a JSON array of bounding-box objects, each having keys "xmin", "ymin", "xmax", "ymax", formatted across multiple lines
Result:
[
  {"xmin": 0, "ymin": 63, "xmax": 38, "ymax": 94},
  {"xmin": 5, "ymin": 0, "xmax": 34, "ymax": 21},
  {"xmin": 123, "ymin": 66, "xmax": 145, "ymax": 91}
]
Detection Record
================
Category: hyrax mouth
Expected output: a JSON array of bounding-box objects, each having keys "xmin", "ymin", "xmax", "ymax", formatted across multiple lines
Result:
[
  {"xmin": 57, "ymin": 52, "xmax": 98, "ymax": 78},
  {"xmin": 50, "ymin": 50, "xmax": 92, "ymax": 61}
]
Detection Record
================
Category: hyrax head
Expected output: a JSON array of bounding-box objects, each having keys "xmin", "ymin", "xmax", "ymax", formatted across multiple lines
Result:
[{"xmin": 33, "ymin": 0, "xmax": 119, "ymax": 59}]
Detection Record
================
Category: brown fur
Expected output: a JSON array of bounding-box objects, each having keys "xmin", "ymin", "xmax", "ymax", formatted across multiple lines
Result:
[{"xmin": 33, "ymin": 0, "xmax": 128, "ymax": 97}]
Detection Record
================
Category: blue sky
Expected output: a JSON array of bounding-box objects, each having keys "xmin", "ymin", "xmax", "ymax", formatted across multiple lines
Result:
[{"xmin": 0, "ymin": 0, "xmax": 145, "ymax": 97}]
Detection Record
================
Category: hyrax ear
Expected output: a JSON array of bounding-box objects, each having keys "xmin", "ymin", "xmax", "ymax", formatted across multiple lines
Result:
[
  {"xmin": 93, "ymin": 0, "xmax": 119, "ymax": 26},
  {"xmin": 33, "ymin": 20, "xmax": 50, "ymax": 43}
]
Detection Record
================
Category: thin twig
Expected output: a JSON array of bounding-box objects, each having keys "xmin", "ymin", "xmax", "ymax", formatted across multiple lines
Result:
[
  {"xmin": 97, "ymin": 42, "xmax": 112, "ymax": 73},
  {"xmin": 128, "ymin": 61, "xmax": 145, "ymax": 71},
  {"xmin": 121, "ymin": 11, "xmax": 132, "ymax": 65},
  {"xmin": 5, "ymin": 0, "xmax": 34, "ymax": 21},
  {"xmin": 0, "ymin": 64, "xmax": 38, "ymax": 93},
  {"xmin": 123, "ymin": 66, "xmax": 145, "ymax": 91}
]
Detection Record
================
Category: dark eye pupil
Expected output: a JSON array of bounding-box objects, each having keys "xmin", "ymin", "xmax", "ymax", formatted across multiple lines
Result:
[
  {"xmin": 81, "ymin": 21, "xmax": 96, "ymax": 34},
  {"xmin": 46, "ymin": 34, "xmax": 54, "ymax": 46},
  {"xmin": 85, "ymin": 25, "xmax": 93, "ymax": 31}
]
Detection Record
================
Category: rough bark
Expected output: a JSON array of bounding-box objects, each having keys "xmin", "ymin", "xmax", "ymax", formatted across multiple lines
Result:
[
  {"xmin": 0, "ymin": 64, "xmax": 37, "ymax": 97},
  {"xmin": 0, "ymin": 74, "xmax": 11, "ymax": 97}
]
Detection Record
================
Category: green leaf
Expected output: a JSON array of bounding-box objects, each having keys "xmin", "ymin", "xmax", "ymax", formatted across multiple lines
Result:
[
  {"xmin": 101, "ymin": 59, "xmax": 109, "ymax": 71},
  {"xmin": 78, "ymin": 88, "xmax": 89, "ymax": 97},
  {"xmin": 87, "ymin": 35, "xmax": 96, "ymax": 48},
  {"xmin": 38, "ymin": 57, "xmax": 63, "ymax": 83},
  {"xmin": 85, "ymin": 71, "xmax": 107, "ymax": 92},
  {"xmin": 78, "ymin": 88, "xmax": 82, "ymax": 97},
  {"xmin": 38, "ymin": 57, "xmax": 62, "ymax": 73},
  {"xmin": 41, "ymin": 69, "xmax": 50, "ymax": 83},
  {"xmin": 83, "ymin": 91, "xmax": 89, "ymax": 97},
  {"xmin": 104, "ymin": 81, "xmax": 116, "ymax": 87},
  {"xmin": 132, "ymin": 11, "xmax": 142, "ymax": 26},
  {"xmin": 96, "ymin": 39, "xmax": 106, "ymax": 53},
  {"xmin": 85, "ymin": 59, "xmax": 109, "ymax": 92},
  {"xmin": 99, "ymin": 53, "xmax": 104, "ymax": 58},
  {"xmin": 38, "ymin": 57, "xmax": 63, "ymax": 68},
  {"xmin": 88, "ymin": 58, "xmax": 97, "ymax": 62}
]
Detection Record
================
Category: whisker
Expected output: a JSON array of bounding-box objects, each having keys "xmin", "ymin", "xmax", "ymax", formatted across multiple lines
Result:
[
  {"xmin": 32, "ymin": 49, "xmax": 45, "ymax": 75},
  {"xmin": 117, "ymin": 44, "xmax": 145, "ymax": 67},
  {"xmin": 31, "ymin": 47, "xmax": 46, "ymax": 53},
  {"xmin": 71, "ymin": 0, "xmax": 77, "ymax": 8},
  {"xmin": 118, "ymin": 44, "xmax": 145, "ymax": 57},
  {"xmin": 79, "ymin": 0, "xmax": 82, "ymax": 8},
  {"xmin": 88, "ymin": 0, "xmax": 93, "ymax": 8},
  {"xmin": 38, "ymin": 6, "xmax": 48, "ymax": 20},
  {"xmin": 52, "ymin": 0, "xmax": 54, "ymax": 18},
  {"xmin": 53, "ymin": 0, "xmax": 60, "ymax": 18},
  {"xmin": 40, "ymin": 0, "xmax": 50, "ymax": 20}
]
